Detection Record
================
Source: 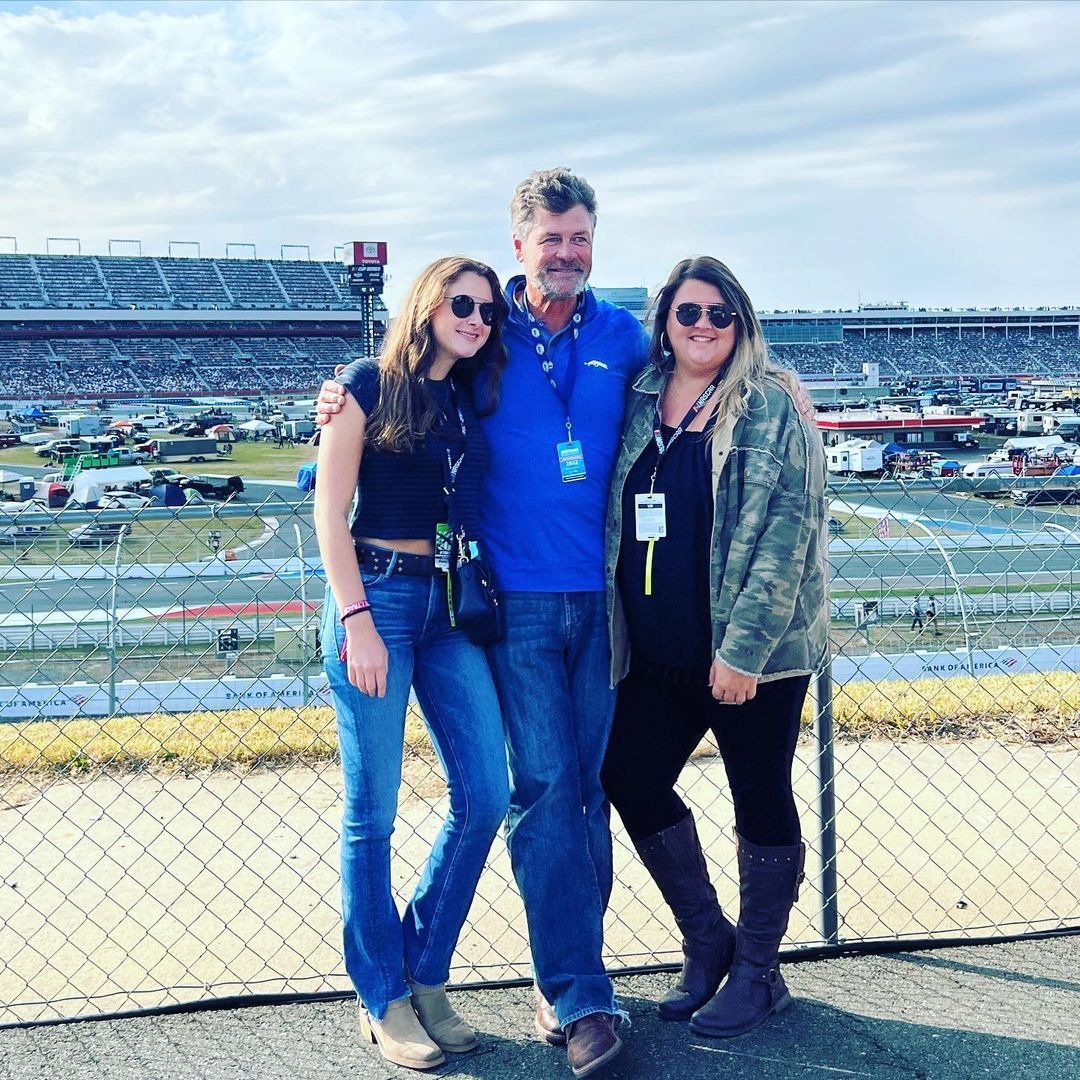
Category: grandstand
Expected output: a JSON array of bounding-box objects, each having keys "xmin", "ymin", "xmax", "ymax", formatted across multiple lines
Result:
[
  {"xmin": 0, "ymin": 250, "xmax": 387, "ymax": 401},
  {"xmin": 3, "ymin": 249, "xmax": 1078, "ymax": 399},
  {"xmin": 761, "ymin": 305, "xmax": 1080, "ymax": 381}
]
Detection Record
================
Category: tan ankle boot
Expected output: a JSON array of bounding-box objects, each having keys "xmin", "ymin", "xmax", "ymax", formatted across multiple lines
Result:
[
  {"xmin": 358, "ymin": 998, "xmax": 445, "ymax": 1070},
  {"xmin": 407, "ymin": 978, "xmax": 478, "ymax": 1053}
]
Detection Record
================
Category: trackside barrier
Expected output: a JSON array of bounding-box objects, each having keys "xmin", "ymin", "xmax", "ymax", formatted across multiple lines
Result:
[
  {"xmin": 1, "ymin": 479, "xmax": 1078, "ymax": 1023},
  {"xmin": 3, "ymin": 643, "xmax": 1080, "ymax": 721}
]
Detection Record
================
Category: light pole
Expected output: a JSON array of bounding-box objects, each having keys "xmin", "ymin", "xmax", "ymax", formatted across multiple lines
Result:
[
  {"xmin": 107, "ymin": 524, "xmax": 130, "ymax": 716},
  {"xmin": 906, "ymin": 516, "xmax": 975, "ymax": 675}
]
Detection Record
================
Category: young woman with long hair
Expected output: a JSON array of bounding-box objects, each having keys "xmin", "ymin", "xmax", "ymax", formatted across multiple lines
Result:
[{"xmin": 314, "ymin": 256, "xmax": 510, "ymax": 1070}]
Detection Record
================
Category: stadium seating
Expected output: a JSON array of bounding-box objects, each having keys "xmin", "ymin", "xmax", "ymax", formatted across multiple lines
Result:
[
  {"xmin": 34, "ymin": 256, "xmax": 110, "ymax": 307},
  {"xmin": 6, "ymin": 251, "xmax": 1069, "ymax": 400},
  {"xmin": 771, "ymin": 326, "xmax": 1080, "ymax": 378},
  {"xmin": 269, "ymin": 261, "xmax": 345, "ymax": 308},
  {"xmin": 214, "ymin": 260, "xmax": 288, "ymax": 308},
  {"xmin": 0, "ymin": 256, "xmax": 47, "ymax": 307},
  {"xmin": 0, "ymin": 254, "xmax": 352, "ymax": 312},
  {"xmin": 0, "ymin": 362, "xmax": 68, "ymax": 396},
  {"xmin": 98, "ymin": 257, "xmax": 171, "ymax": 307}
]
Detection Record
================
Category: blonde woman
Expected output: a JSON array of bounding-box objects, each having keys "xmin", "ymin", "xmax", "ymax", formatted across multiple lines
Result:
[
  {"xmin": 600, "ymin": 256, "xmax": 829, "ymax": 1036},
  {"xmin": 315, "ymin": 257, "xmax": 510, "ymax": 1069}
]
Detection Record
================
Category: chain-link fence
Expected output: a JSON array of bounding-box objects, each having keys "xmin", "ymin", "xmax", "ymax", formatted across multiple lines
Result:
[{"xmin": 2, "ymin": 473, "xmax": 1078, "ymax": 1025}]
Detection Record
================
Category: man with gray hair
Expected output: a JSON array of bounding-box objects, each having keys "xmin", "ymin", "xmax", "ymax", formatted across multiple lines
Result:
[
  {"xmin": 478, "ymin": 168, "xmax": 647, "ymax": 1077},
  {"xmin": 316, "ymin": 168, "xmax": 648, "ymax": 1078}
]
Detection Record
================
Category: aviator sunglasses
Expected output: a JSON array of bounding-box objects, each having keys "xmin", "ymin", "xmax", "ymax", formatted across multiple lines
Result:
[
  {"xmin": 446, "ymin": 294, "xmax": 497, "ymax": 326},
  {"xmin": 673, "ymin": 303, "xmax": 738, "ymax": 330}
]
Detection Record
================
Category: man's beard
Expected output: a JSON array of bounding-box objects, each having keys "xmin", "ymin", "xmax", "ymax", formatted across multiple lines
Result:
[{"xmin": 535, "ymin": 264, "xmax": 588, "ymax": 301}]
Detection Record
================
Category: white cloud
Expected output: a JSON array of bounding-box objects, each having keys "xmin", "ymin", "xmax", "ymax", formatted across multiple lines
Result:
[{"xmin": 0, "ymin": 0, "xmax": 1076, "ymax": 309}]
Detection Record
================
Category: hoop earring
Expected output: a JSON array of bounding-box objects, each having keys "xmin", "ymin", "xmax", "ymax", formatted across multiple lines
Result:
[{"xmin": 660, "ymin": 331, "xmax": 672, "ymax": 357}]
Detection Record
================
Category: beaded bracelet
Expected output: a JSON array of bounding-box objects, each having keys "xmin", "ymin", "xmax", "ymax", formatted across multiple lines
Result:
[{"xmin": 339, "ymin": 600, "xmax": 372, "ymax": 624}]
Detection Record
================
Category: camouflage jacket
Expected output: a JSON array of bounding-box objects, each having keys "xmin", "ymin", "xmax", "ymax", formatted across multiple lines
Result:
[{"xmin": 605, "ymin": 364, "xmax": 830, "ymax": 686}]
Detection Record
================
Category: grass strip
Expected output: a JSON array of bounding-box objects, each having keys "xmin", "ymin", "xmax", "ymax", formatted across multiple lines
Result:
[{"xmin": 1, "ymin": 673, "xmax": 1077, "ymax": 779}]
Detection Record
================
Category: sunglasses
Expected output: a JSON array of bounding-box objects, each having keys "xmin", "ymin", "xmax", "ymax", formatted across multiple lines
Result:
[
  {"xmin": 673, "ymin": 303, "xmax": 738, "ymax": 329},
  {"xmin": 447, "ymin": 294, "xmax": 497, "ymax": 326}
]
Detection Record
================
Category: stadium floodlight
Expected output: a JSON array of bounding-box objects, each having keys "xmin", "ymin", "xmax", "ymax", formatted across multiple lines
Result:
[
  {"xmin": 225, "ymin": 243, "xmax": 256, "ymax": 259},
  {"xmin": 280, "ymin": 244, "xmax": 310, "ymax": 261},
  {"xmin": 168, "ymin": 241, "xmax": 200, "ymax": 258},
  {"xmin": 0, "ymin": 235, "xmax": 16, "ymax": 254},
  {"xmin": 46, "ymin": 236, "xmax": 81, "ymax": 255},
  {"xmin": 107, "ymin": 239, "xmax": 142, "ymax": 256}
]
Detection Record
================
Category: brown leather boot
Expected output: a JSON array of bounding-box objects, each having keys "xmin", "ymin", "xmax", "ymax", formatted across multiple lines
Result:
[
  {"xmin": 565, "ymin": 1013, "xmax": 624, "ymax": 1078},
  {"xmin": 534, "ymin": 985, "xmax": 566, "ymax": 1046}
]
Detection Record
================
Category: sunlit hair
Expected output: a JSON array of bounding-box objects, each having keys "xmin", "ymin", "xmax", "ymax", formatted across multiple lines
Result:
[
  {"xmin": 510, "ymin": 167, "xmax": 598, "ymax": 242},
  {"xmin": 647, "ymin": 256, "xmax": 774, "ymax": 420},
  {"xmin": 366, "ymin": 257, "xmax": 508, "ymax": 452}
]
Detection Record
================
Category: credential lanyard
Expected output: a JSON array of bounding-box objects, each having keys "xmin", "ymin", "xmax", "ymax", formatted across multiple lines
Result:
[
  {"xmin": 642, "ymin": 373, "xmax": 723, "ymax": 596},
  {"xmin": 534, "ymin": 312, "xmax": 582, "ymax": 440},
  {"xmin": 649, "ymin": 374, "xmax": 724, "ymax": 490},
  {"xmin": 438, "ymin": 379, "xmax": 468, "ymax": 623},
  {"xmin": 439, "ymin": 377, "xmax": 467, "ymax": 502}
]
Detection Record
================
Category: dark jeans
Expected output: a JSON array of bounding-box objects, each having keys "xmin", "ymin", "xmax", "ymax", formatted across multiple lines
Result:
[
  {"xmin": 601, "ymin": 663, "xmax": 810, "ymax": 847},
  {"xmin": 485, "ymin": 590, "xmax": 618, "ymax": 1027}
]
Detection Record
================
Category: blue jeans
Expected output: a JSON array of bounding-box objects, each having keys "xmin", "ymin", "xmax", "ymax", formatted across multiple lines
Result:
[
  {"xmin": 322, "ymin": 568, "xmax": 509, "ymax": 1020},
  {"xmin": 486, "ymin": 590, "xmax": 618, "ymax": 1027}
]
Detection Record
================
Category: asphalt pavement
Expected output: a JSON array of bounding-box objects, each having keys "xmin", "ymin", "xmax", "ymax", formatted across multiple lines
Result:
[{"xmin": 2, "ymin": 935, "xmax": 1077, "ymax": 1080}]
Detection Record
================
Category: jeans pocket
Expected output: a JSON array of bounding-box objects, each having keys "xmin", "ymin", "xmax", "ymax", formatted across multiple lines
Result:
[{"xmin": 361, "ymin": 570, "xmax": 388, "ymax": 588}]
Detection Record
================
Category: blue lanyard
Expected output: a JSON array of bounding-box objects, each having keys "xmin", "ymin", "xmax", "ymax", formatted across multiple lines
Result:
[{"xmin": 524, "ymin": 292, "xmax": 584, "ymax": 439}]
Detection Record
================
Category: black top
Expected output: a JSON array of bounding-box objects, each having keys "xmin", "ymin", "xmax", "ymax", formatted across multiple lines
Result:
[
  {"xmin": 617, "ymin": 420, "xmax": 714, "ymax": 676},
  {"xmin": 337, "ymin": 358, "xmax": 487, "ymax": 541}
]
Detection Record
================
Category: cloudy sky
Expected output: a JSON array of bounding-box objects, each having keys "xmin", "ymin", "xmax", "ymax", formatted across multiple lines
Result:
[{"xmin": 1, "ymin": 0, "xmax": 1077, "ymax": 312}]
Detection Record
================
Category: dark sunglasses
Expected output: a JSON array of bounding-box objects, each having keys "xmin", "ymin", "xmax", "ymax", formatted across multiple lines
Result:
[
  {"xmin": 673, "ymin": 303, "xmax": 738, "ymax": 329},
  {"xmin": 447, "ymin": 294, "xmax": 497, "ymax": 326}
]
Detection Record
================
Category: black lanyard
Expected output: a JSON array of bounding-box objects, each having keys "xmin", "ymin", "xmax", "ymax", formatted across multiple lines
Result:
[
  {"xmin": 436, "ymin": 377, "xmax": 467, "ymax": 494},
  {"xmin": 649, "ymin": 374, "xmax": 723, "ymax": 488}
]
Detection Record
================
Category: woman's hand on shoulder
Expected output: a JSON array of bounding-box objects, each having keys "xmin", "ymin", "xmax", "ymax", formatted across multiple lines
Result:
[
  {"xmin": 315, "ymin": 364, "xmax": 349, "ymax": 426},
  {"xmin": 792, "ymin": 379, "xmax": 816, "ymax": 422},
  {"xmin": 709, "ymin": 658, "xmax": 758, "ymax": 705},
  {"xmin": 343, "ymin": 616, "xmax": 389, "ymax": 697}
]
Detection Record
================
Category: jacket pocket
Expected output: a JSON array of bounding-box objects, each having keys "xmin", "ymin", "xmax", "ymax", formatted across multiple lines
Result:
[{"xmin": 731, "ymin": 444, "xmax": 783, "ymax": 489}]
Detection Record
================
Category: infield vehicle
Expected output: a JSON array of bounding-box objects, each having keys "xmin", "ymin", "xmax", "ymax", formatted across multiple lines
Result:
[
  {"xmin": 1009, "ymin": 488, "xmax": 1080, "ymax": 506},
  {"xmin": 142, "ymin": 438, "xmax": 221, "ymax": 464},
  {"xmin": 182, "ymin": 474, "xmax": 244, "ymax": 500}
]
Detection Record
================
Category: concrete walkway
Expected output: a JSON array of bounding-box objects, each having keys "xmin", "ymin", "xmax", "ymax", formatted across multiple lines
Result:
[{"xmin": 2, "ymin": 935, "xmax": 1077, "ymax": 1080}]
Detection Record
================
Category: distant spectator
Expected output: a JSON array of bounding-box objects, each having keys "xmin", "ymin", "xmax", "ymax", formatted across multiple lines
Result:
[{"xmin": 927, "ymin": 596, "xmax": 939, "ymax": 635}]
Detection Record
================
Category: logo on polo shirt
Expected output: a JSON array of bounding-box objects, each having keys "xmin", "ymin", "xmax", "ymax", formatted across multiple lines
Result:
[{"xmin": 584, "ymin": 359, "xmax": 609, "ymax": 370}]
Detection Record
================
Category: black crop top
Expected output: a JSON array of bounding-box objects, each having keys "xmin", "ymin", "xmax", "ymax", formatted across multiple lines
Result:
[{"xmin": 337, "ymin": 358, "xmax": 488, "ymax": 542}]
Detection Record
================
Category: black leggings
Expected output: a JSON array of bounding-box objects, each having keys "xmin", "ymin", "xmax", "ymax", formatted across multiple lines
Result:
[{"xmin": 601, "ymin": 664, "xmax": 810, "ymax": 847}]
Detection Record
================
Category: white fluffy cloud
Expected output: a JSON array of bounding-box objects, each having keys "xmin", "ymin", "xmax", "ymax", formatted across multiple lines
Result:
[{"xmin": 0, "ymin": 0, "xmax": 1077, "ymax": 309}]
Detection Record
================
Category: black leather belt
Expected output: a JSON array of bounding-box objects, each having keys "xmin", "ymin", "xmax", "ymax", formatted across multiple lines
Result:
[{"xmin": 356, "ymin": 543, "xmax": 443, "ymax": 577}]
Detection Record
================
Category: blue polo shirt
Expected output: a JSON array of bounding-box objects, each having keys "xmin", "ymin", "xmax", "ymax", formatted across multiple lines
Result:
[{"xmin": 479, "ymin": 275, "xmax": 649, "ymax": 592}]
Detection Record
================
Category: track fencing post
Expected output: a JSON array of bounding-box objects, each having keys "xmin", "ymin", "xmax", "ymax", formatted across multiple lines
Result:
[{"xmin": 813, "ymin": 662, "xmax": 840, "ymax": 945}]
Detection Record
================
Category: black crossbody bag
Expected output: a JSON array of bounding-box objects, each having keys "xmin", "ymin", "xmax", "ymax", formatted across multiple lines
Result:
[{"xmin": 439, "ymin": 385, "xmax": 505, "ymax": 645}]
